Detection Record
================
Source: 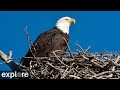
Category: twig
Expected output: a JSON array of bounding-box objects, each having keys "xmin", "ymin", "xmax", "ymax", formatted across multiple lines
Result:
[
  {"xmin": 89, "ymin": 70, "xmax": 120, "ymax": 79},
  {"xmin": 69, "ymin": 75, "xmax": 81, "ymax": 79},
  {"xmin": 81, "ymin": 54, "xmax": 89, "ymax": 60},
  {"xmin": 107, "ymin": 66, "xmax": 116, "ymax": 78},
  {"xmin": 24, "ymin": 26, "xmax": 36, "ymax": 58},
  {"xmin": 103, "ymin": 48, "xmax": 110, "ymax": 53},
  {"xmin": 24, "ymin": 26, "xmax": 41, "ymax": 66},
  {"xmin": 0, "ymin": 50, "xmax": 21, "ymax": 71},
  {"xmin": 29, "ymin": 69, "xmax": 40, "ymax": 79},
  {"xmin": 0, "ymin": 50, "xmax": 12, "ymax": 63},
  {"xmin": 91, "ymin": 60, "xmax": 104, "ymax": 68},
  {"xmin": 61, "ymin": 68, "xmax": 73, "ymax": 79},
  {"xmin": 53, "ymin": 50, "xmax": 70, "ymax": 68},
  {"xmin": 8, "ymin": 51, "xmax": 12, "ymax": 60},
  {"xmin": 63, "ymin": 37, "xmax": 74, "ymax": 59},
  {"xmin": 114, "ymin": 55, "xmax": 120, "ymax": 64},
  {"xmin": 85, "ymin": 45, "xmax": 91, "ymax": 52},
  {"xmin": 46, "ymin": 61, "xmax": 60, "ymax": 71},
  {"xmin": 76, "ymin": 41, "xmax": 85, "ymax": 53}
]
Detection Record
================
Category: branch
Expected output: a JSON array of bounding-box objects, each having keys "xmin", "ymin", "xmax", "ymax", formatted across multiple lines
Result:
[
  {"xmin": 53, "ymin": 50, "xmax": 70, "ymax": 68},
  {"xmin": 69, "ymin": 75, "xmax": 81, "ymax": 79},
  {"xmin": 0, "ymin": 50, "xmax": 21, "ymax": 71},
  {"xmin": 115, "ymin": 55, "xmax": 120, "ymax": 64},
  {"xmin": 89, "ymin": 70, "xmax": 120, "ymax": 79},
  {"xmin": 63, "ymin": 37, "xmax": 75, "ymax": 59},
  {"xmin": 24, "ymin": 26, "xmax": 36, "ymax": 58},
  {"xmin": 0, "ymin": 50, "xmax": 12, "ymax": 63}
]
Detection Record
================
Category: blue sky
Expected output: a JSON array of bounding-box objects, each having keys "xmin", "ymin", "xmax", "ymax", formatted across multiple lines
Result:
[{"xmin": 0, "ymin": 11, "xmax": 120, "ymax": 70}]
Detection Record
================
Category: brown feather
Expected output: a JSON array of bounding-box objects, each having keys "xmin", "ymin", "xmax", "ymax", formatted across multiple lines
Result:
[{"xmin": 21, "ymin": 27, "xmax": 69, "ymax": 67}]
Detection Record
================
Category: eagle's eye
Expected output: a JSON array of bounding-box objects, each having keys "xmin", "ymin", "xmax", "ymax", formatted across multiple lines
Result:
[{"xmin": 65, "ymin": 19, "xmax": 69, "ymax": 20}]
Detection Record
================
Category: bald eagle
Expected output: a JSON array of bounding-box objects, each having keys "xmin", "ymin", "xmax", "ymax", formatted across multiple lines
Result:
[{"xmin": 21, "ymin": 16, "xmax": 76, "ymax": 67}]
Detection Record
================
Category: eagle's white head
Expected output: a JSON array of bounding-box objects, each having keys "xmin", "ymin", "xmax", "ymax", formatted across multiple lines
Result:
[{"xmin": 56, "ymin": 16, "xmax": 76, "ymax": 34}]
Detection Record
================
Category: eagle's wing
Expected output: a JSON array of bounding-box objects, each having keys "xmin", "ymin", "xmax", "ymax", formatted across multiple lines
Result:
[{"xmin": 25, "ymin": 30, "xmax": 54, "ymax": 57}]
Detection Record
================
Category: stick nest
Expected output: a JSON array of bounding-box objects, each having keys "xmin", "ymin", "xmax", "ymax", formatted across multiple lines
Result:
[
  {"xmin": 19, "ymin": 27, "xmax": 120, "ymax": 79},
  {"xmin": 20, "ymin": 50, "xmax": 120, "ymax": 79}
]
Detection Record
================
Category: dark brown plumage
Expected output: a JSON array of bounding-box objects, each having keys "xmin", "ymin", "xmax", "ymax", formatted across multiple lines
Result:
[
  {"xmin": 21, "ymin": 27, "xmax": 69, "ymax": 67},
  {"xmin": 20, "ymin": 16, "xmax": 75, "ymax": 67}
]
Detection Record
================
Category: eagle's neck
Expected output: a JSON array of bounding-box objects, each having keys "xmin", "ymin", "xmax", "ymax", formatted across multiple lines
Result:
[{"xmin": 56, "ymin": 22, "xmax": 70, "ymax": 34}]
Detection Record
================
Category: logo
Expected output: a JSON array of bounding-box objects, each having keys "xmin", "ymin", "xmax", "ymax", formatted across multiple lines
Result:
[{"xmin": 0, "ymin": 71, "xmax": 29, "ymax": 79}]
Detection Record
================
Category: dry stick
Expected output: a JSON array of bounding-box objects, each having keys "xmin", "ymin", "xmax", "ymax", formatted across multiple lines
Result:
[
  {"xmin": 108, "ymin": 55, "xmax": 120, "ymax": 78},
  {"xmin": 53, "ymin": 50, "xmax": 70, "ymax": 67},
  {"xmin": 76, "ymin": 41, "xmax": 85, "ymax": 53},
  {"xmin": 115, "ymin": 51, "xmax": 119, "ymax": 56},
  {"xmin": 103, "ymin": 48, "xmax": 110, "ymax": 53},
  {"xmin": 91, "ymin": 60, "xmax": 104, "ymax": 68},
  {"xmin": 61, "ymin": 68, "xmax": 69, "ymax": 79},
  {"xmin": 89, "ymin": 70, "xmax": 120, "ymax": 79},
  {"xmin": 24, "ymin": 26, "xmax": 36, "ymax": 58},
  {"xmin": 69, "ymin": 75, "xmax": 81, "ymax": 79},
  {"xmin": 29, "ymin": 61, "xmax": 33, "ymax": 70},
  {"xmin": 85, "ymin": 45, "xmax": 91, "ymax": 52},
  {"xmin": 30, "ymin": 70, "xmax": 40, "ymax": 79},
  {"xmin": 52, "ymin": 50, "xmax": 75, "ymax": 78},
  {"xmin": 63, "ymin": 37, "xmax": 75, "ymax": 60},
  {"xmin": 24, "ymin": 26, "xmax": 41, "ymax": 66},
  {"xmin": 0, "ymin": 50, "xmax": 12, "ymax": 63},
  {"xmin": 44, "ymin": 65, "xmax": 50, "ymax": 75},
  {"xmin": 8, "ymin": 56, "xmax": 43, "ymax": 61},
  {"xmin": 81, "ymin": 54, "xmax": 89, "ymax": 60},
  {"xmin": 8, "ymin": 51, "xmax": 12, "ymax": 60},
  {"xmin": 23, "ymin": 57, "xmax": 49, "ymax": 60},
  {"xmin": 97, "ymin": 70, "xmax": 117, "ymax": 79},
  {"xmin": 91, "ymin": 54, "xmax": 106, "ymax": 65},
  {"xmin": 89, "ymin": 70, "xmax": 96, "ymax": 75},
  {"xmin": 13, "ymin": 55, "xmax": 73, "ymax": 61},
  {"xmin": 114, "ymin": 55, "xmax": 120, "ymax": 64},
  {"xmin": 105, "ymin": 66, "xmax": 116, "ymax": 78},
  {"xmin": 0, "ymin": 50, "xmax": 21, "ymax": 71},
  {"xmin": 61, "ymin": 68, "xmax": 73, "ymax": 79},
  {"xmin": 62, "ymin": 58, "xmax": 76, "ymax": 62},
  {"xmin": 46, "ymin": 61, "xmax": 60, "ymax": 71}
]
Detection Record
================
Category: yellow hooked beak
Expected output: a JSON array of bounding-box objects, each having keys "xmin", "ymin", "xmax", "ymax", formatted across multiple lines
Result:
[{"xmin": 69, "ymin": 18, "xmax": 76, "ymax": 24}]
